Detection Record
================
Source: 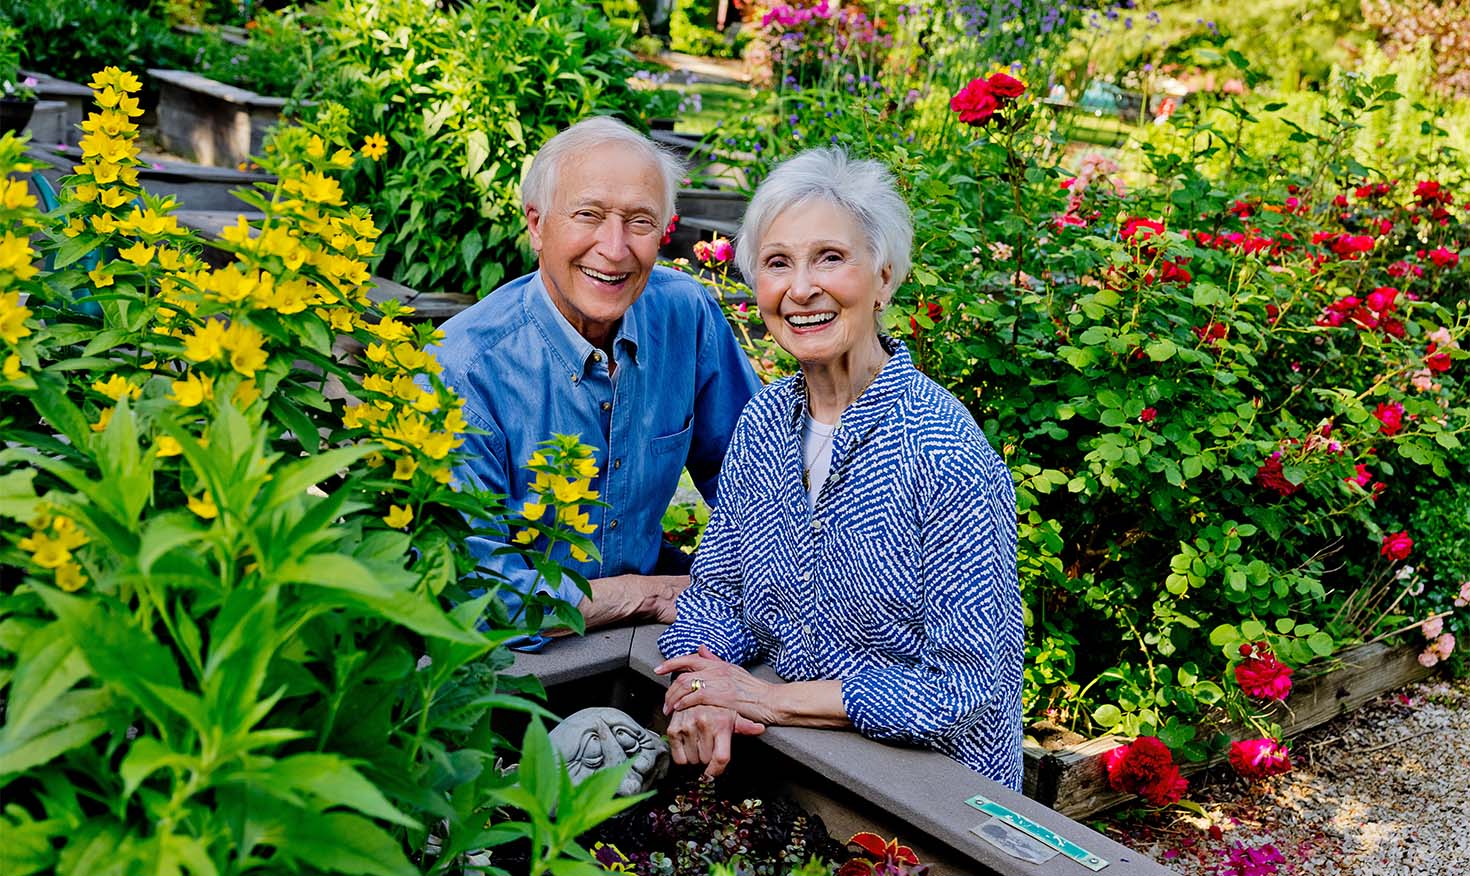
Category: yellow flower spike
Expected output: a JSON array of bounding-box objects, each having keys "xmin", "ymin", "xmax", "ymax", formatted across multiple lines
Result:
[
  {"xmin": 154, "ymin": 435, "xmax": 183, "ymax": 458},
  {"xmin": 117, "ymin": 93, "xmax": 144, "ymax": 118},
  {"xmin": 91, "ymin": 374, "xmax": 141, "ymax": 401},
  {"xmin": 3, "ymin": 354, "xmax": 23, "ymax": 381},
  {"xmin": 127, "ymin": 207, "xmax": 178, "ymax": 237},
  {"xmin": 442, "ymin": 407, "xmax": 467, "ymax": 434},
  {"xmin": 552, "ymin": 477, "xmax": 598, "ymax": 504},
  {"xmin": 182, "ymin": 319, "xmax": 227, "ymax": 363},
  {"xmin": 512, "ymin": 527, "xmax": 535, "ymax": 545},
  {"xmin": 306, "ymin": 135, "xmax": 326, "ymax": 159},
  {"xmin": 74, "ymin": 183, "xmax": 99, "ymax": 203},
  {"xmin": 362, "ymin": 133, "xmax": 388, "ymax": 161},
  {"xmin": 88, "ymin": 67, "xmax": 142, "ymax": 93},
  {"xmin": 79, "ymin": 132, "xmax": 132, "ymax": 164},
  {"xmin": 169, "ymin": 372, "xmax": 215, "ymax": 408},
  {"xmin": 392, "ymin": 456, "xmax": 418, "ymax": 481},
  {"xmin": 51, "ymin": 517, "xmax": 90, "ymax": 550},
  {"xmin": 573, "ymin": 457, "xmax": 599, "ymax": 478},
  {"xmin": 90, "ymin": 213, "xmax": 120, "ymax": 234},
  {"xmin": 431, "ymin": 466, "xmax": 453, "ymax": 485},
  {"xmin": 569, "ymin": 545, "xmax": 590, "ymax": 562},
  {"xmin": 55, "ymin": 561, "xmax": 87, "ymax": 592},
  {"xmin": 383, "ymin": 504, "xmax": 413, "ymax": 528},
  {"xmin": 62, "ymin": 217, "xmax": 86, "ymax": 238},
  {"xmin": 187, "ymin": 492, "xmax": 218, "ymax": 520},
  {"xmin": 330, "ymin": 148, "xmax": 354, "ymax": 168},
  {"xmin": 118, "ymin": 242, "xmax": 155, "ymax": 266},
  {"xmin": 521, "ymin": 501, "xmax": 547, "ymax": 522},
  {"xmin": 527, "ymin": 451, "xmax": 549, "ymax": 469}
]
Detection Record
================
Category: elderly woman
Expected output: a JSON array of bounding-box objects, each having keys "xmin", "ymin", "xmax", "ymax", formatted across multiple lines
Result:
[{"xmin": 654, "ymin": 149, "xmax": 1024, "ymax": 789}]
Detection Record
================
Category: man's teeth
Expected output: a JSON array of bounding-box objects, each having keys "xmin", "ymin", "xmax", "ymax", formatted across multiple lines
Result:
[
  {"xmin": 580, "ymin": 267, "xmax": 629, "ymax": 283},
  {"xmin": 787, "ymin": 313, "xmax": 835, "ymax": 327}
]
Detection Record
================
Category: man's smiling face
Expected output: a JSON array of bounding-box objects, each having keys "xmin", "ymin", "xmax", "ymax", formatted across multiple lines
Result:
[{"xmin": 526, "ymin": 142, "xmax": 666, "ymax": 348}]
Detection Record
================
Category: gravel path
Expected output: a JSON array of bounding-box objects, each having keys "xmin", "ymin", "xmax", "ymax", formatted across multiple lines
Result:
[{"xmin": 1094, "ymin": 675, "xmax": 1469, "ymax": 875}]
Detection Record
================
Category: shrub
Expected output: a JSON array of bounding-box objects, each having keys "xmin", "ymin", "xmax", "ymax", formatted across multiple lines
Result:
[
  {"xmin": 192, "ymin": 7, "xmax": 318, "ymax": 99},
  {"xmin": 0, "ymin": 70, "xmax": 629, "ymax": 874},
  {"xmin": 295, "ymin": 0, "xmax": 658, "ymax": 297}
]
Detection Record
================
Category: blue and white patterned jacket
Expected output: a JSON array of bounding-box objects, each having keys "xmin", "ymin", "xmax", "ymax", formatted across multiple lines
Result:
[{"xmin": 659, "ymin": 339, "xmax": 1024, "ymax": 789}]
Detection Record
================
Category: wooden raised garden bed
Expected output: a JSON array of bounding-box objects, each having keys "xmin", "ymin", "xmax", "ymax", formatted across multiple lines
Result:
[
  {"xmin": 25, "ymin": 142, "xmax": 276, "ymax": 213},
  {"xmin": 1023, "ymin": 640, "xmax": 1437, "ymax": 818},
  {"xmin": 147, "ymin": 68, "xmax": 290, "ymax": 168}
]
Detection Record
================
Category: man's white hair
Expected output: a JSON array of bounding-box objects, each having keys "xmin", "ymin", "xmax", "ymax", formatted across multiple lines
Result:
[
  {"xmin": 521, "ymin": 116, "xmax": 686, "ymax": 226},
  {"xmin": 735, "ymin": 148, "xmax": 913, "ymax": 290}
]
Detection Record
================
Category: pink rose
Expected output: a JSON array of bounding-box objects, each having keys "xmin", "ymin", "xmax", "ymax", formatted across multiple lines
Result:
[
  {"xmin": 1433, "ymin": 632, "xmax": 1456, "ymax": 659},
  {"xmin": 710, "ymin": 238, "xmax": 734, "ymax": 263},
  {"xmin": 1234, "ymin": 649, "xmax": 1293, "ymax": 701},
  {"xmin": 1139, "ymin": 407, "xmax": 1157, "ymax": 423},
  {"xmin": 1423, "ymin": 616, "xmax": 1444, "ymax": 640},
  {"xmin": 1374, "ymin": 401, "xmax": 1404, "ymax": 436},
  {"xmin": 1105, "ymin": 737, "xmax": 1188, "ymax": 807},
  {"xmin": 1228, "ymin": 738, "xmax": 1292, "ymax": 781}
]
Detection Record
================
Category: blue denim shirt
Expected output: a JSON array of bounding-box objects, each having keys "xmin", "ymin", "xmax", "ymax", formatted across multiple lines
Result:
[
  {"xmin": 659, "ymin": 340, "xmax": 1024, "ymax": 788},
  {"xmin": 433, "ymin": 266, "xmax": 761, "ymax": 620}
]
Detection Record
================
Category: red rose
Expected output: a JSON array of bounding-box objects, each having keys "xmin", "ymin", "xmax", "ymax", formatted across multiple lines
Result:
[
  {"xmin": 1373, "ymin": 401, "xmax": 1404, "ymax": 436},
  {"xmin": 1427, "ymin": 346, "xmax": 1451, "ymax": 372},
  {"xmin": 1381, "ymin": 530, "xmax": 1413, "ymax": 561},
  {"xmin": 1229, "ymin": 738, "xmax": 1292, "ymax": 781},
  {"xmin": 1234, "ymin": 649, "xmax": 1294, "ymax": 701},
  {"xmin": 1105, "ymin": 736, "xmax": 1187, "ymax": 807},
  {"xmin": 1139, "ymin": 407, "xmax": 1157, "ymax": 423},
  {"xmin": 1122, "ymin": 216, "xmax": 1167, "ymax": 242},
  {"xmin": 950, "ymin": 78, "xmax": 997, "ymax": 125},
  {"xmin": 1427, "ymin": 247, "xmax": 1460, "ymax": 269},
  {"xmin": 1344, "ymin": 462, "xmax": 1371, "ymax": 488},
  {"xmin": 909, "ymin": 301, "xmax": 944, "ymax": 337},
  {"xmin": 1365, "ymin": 286, "xmax": 1398, "ymax": 314},
  {"xmin": 1255, "ymin": 453, "xmax": 1299, "ymax": 497},
  {"xmin": 986, "ymin": 71, "xmax": 1026, "ymax": 101}
]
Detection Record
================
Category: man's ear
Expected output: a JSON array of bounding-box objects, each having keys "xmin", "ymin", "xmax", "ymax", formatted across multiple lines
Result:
[{"xmin": 526, "ymin": 205, "xmax": 545, "ymax": 255}]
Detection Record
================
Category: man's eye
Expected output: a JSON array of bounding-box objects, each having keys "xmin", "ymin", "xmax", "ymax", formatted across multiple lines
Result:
[{"xmin": 629, "ymin": 218, "xmax": 657, "ymax": 234}]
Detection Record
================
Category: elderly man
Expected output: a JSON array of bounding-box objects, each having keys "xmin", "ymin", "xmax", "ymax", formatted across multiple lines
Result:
[{"xmin": 434, "ymin": 117, "xmax": 760, "ymax": 631}]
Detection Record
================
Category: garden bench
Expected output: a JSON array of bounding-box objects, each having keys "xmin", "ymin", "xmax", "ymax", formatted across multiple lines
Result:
[
  {"xmin": 509, "ymin": 623, "xmax": 1174, "ymax": 875},
  {"xmin": 147, "ymin": 68, "xmax": 291, "ymax": 168}
]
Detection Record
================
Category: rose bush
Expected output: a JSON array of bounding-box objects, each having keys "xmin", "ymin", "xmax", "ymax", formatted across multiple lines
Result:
[{"xmin": 687, "ymin": 43, "xmax": 1469, "ymax": 773}]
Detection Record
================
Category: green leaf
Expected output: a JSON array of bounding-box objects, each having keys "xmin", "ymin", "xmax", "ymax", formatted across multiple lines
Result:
[
  {"xmin": 4, "ymin": 623, "xmax": 89, "ymax": 740},
  {"xmin": 517, "ymin": 718, "xmax": 560, "ymax": 820},
  {"xmin": 0, "ymin": 690, "xmax": 112, "ymax": 776},
  {"xmin": 277, "ymin": 553, "xmax": 482, "ymax": 643},
  {"xmin": 1241, "ymin": 619, "xmax": 1266, "ymax": 640},
  {"xmin": 119, "ymin": 736, "xmax": 191, "ymax": 799},
  {"xmin": 1092, "ymin": 704, "xmax": 1123, "ymax": 728},
  {"xmin": 1208, "ymin": 624, "xmax": 1238, "ymax": 646},
  {"xmin": 1274, "ymin": 618, "xmax": 1295, "ymax": 634},
  {"xmin": 278, "ymin": 811, "xmax": 418, "ymax": 876},
  {"xmin": 0, "ymin": 467, "xmax": 40, "ymax": 521},
  {"xmin": 266, "ymin": 754, "xmax": 419, "ymax": 829},
  {"xmin": 1307, "ymin": 631, "xmax": 1334, "ymax": 657},
  {"xmin": 259, "ymin": 445, "xmax": 377, "ymax": 511},
  {"xmin": 137, "ymin": 513, "xmax": 209, "ymax": 575},
  {"xmin": 1145, "ymin": 339, "xmax": 1177, "ymax": 362}
]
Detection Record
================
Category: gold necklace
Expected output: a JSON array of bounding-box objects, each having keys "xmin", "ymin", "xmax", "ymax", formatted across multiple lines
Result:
[{"xmin": 800, "ymin": 360, "xmax": 886, "ymax": 491}]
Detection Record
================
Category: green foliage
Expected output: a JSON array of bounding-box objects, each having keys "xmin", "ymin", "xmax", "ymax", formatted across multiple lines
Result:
[
  {"xmin": 193, "ymin": 8, "xmax": 318, "ymax": 99},
  {"xmin": 0, "ymin": 0, "xmax": 197, "ymax": 101},
  {"xmin": 669, "ymin": 0, "xmax": 749, "ymax": 59},
  {"xmin": 0, "ymin": 78, "xmax": 623, "ymax": 875},
  {"xmin": 293, "ymin": 0, "xmax": 658, "ymax": 297}
]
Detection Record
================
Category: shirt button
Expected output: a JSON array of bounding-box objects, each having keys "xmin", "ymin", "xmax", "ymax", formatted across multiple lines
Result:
[
  {"xmin": 570, "ymin": 373, "xmax": 578, "ymax": 384},
  {"xmin": 613, "ymin": 458, "xmax": 622, "ymax": 470},
  {"xmin": 803, "ymin": 623, "xmax": 813, "ymax": 635},
  {"xmin": 608, "ymin": 519, "xmax": 619, "ymax": 530},
  {"xmin": 593, "ymin": 351, "xmax": 604, "ymax": 362},
  {"xmin": 811, "ymin": 519, "xmax": 823, "ymax": 532},
  {"xmin": 801, "ymin": 570, "xmax": 812, "ymax": 582},
  {"xmin": 600, "ymin": 401, "xmax": 612, "ymax": 412}
]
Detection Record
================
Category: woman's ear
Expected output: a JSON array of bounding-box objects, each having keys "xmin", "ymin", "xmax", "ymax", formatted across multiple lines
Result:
[{"xmin": 879, "ymin": 262, "xmax": 895, "ymax": 306}]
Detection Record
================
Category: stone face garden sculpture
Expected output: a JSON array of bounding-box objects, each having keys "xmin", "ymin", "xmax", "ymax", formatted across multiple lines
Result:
[{"xmin": 550, "ymin": 707, "xmax": 671, "ymax": 797}]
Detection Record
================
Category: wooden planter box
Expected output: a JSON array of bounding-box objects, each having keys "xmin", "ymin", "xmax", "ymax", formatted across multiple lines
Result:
[
  {"xmin": 1022, "ymin": 640, "xmax": 1437, "ymax": 818},
  {"xmin": 147, "ymin": 68, "xmax": 290, "ymax": 168},
  {"xmin": 18, "ymin": 71, "xmax": 91, "ymax": 147}
]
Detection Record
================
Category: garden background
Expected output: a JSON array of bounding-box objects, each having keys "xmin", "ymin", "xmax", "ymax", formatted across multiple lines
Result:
[{"xmin": 0, "ymin": 0, "xmax": 1467, "ymax": 874}]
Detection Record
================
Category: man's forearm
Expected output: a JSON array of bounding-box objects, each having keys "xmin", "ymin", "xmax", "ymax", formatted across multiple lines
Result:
[{"xmin": 572, "ymin": 574, "xmax": 689, "ymax": 631}]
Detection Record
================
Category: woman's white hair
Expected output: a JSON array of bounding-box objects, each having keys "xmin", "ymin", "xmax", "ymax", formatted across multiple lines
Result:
[
  {"xmin": 521, "ymin": 117, "xmax": 686, "ymax": 226},
  {"xmin": 735, "ymin": 148, "xmax": 912, "ymax": 291}
]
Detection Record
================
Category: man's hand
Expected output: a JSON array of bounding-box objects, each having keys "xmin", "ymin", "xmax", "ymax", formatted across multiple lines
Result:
[
  {"xmin": 569, "ymin": 574, "xmax": 688, "ymax": 632},
  {"xmin": 656, "ymin": 644, "xmax": 782, "ymax": 726},
  {"xmin": 665, "ymin": 704, "xmax": 765, "ymax": 778}
]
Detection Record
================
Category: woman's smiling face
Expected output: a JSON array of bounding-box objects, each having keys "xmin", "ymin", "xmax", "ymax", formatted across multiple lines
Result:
[{"xmin": 753, "ymin": 199, "xmax": 892, "ymax": 368}]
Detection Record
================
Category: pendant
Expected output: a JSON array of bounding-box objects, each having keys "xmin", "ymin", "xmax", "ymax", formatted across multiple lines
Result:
[{"xmin": 801, "ymin": 467, "xmax": 810, "ymax": 491}]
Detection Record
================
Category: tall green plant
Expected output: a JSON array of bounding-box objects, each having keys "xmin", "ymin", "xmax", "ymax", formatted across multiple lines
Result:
[{"xmin": 0, "ymin": 70, "xmax": 633, "ymax": 875}]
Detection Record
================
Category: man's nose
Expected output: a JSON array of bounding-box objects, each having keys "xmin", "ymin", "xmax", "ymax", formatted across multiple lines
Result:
[{"xmin": 595, "ymin": 218, "xmax": 629, "ymax": 256}]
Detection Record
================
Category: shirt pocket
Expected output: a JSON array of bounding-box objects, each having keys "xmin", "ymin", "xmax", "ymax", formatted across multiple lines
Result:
[{"xmin": 643, "ymin": 419, "xmax": 693, "ymax": 510}]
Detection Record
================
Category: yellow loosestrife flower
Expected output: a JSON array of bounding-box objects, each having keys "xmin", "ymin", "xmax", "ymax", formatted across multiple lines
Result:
[
  {"xmin": 99, "ymin": 187, "xmax": 132, "ymax": 209},
  {"xmin": 384, "ymin": 504, "xmax": 413, "ymax": 528},
  {"xmin": 154, "ymin": 435, "xmax": 183, "ymax": 457},
  {"xmin": 90, "ymin": 407, "xmax": 114, "ymax": 432},
  {"xmin": 392, "ymin": 455, "xmax": 417, "ymax": 480},
  {"xmin": 520, "ymin": 501, "xmax": 547, "ymax": 522},
  {"xmin": 91, "ymin": 373, "xmax": 141, "ymax": 401},
  {"xmin": 182, "ymin": 319, "xmax": 228, "ymax": 362},
  {"xmin": 169, "ymin": 372, "xmax": 215, "ymax": 407},
  {"xmin": 88, "ymin": 67, "xmax": 143, "ymax": 93},
  {"xmin": 0, "ymin": 291, "xmax": 35, "ymax": 343},
  {"xmin": 0, "ymin": 179, "xmax": 37, "ymax": 210},
  {"xmin": 3, "ymin": 353, "xmax": 23, "ymax": 381},
  {"xmin": 87, "ymin": 267, "xmax": 115, "ymax": 288},
  {"xmin": 221, "ymin": 321, "xmax": 267, "ymax": 377},
  {"xmin": 118, "ymin": 242, "xmax": 155, "ymax": 266},
  {"xmin": 55, "ymin": 562, "xmax": 88, "ymax": 592},
  {"xmin": 187, "ymin": 493, "xmax": 218, "ymax": 520},
  {"xmin": 232, "ymin": 380, "xmax": 260, "ymax": 407}
]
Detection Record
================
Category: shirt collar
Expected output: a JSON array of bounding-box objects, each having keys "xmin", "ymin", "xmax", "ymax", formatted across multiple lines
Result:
[
  {"xmin": 523, "ymin": 270, "xmax": 642, "ymax": 373},
  {"xmin": 787, "ymin": 335, "xmax": 911, "ymax": 437}
]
